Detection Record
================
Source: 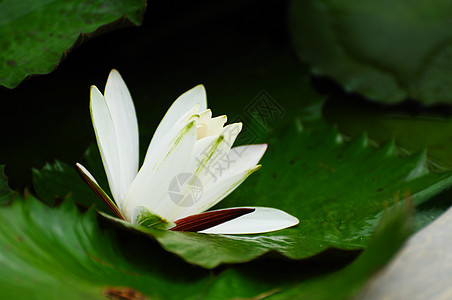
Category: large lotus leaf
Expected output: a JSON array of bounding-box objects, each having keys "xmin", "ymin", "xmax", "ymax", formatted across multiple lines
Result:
[
  {"xmin": 269, "ymin": 202, "xmax": 413, "ymax": 299},
  {"xmin": 0, "ymin": 194, "xmax": 211, "ymax": 300},
  {"xmin": 289, "ymin": 0, "xmax": 452, "ymax": 104},
  {"xmin": 34, "ymin": 121, "xmax": 452, "ymax": 268},
  {"xmin": 0, "ymin": 0, "xmax": 146, "ymax": 89},
  {"xmin": 322, "ymin": 100, "xmax": 452, "ymax": 229},
  {"xmin": 0, "ymin": 165, "xmax": 412, "ymax": 299},
  {"xmin": 203, "ymin": 202, "xmax": 412, "ymax": 300}
]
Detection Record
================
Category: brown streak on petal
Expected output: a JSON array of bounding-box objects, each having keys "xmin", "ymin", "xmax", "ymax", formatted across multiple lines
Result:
[{"xmin": 171, "ymin": 208, "xmax": 255, "ymax": 232}]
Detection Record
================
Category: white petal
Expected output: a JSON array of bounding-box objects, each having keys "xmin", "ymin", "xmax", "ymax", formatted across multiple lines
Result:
[
  {"xmin": 169, "ymin": 122, "xmax": 244, "ymax": 219},
  {"xmin": 206, "ymin": 144, "xmax": 267, "ymax": 184},
  {"xmin": 103, "ymin": 69, "xmax": 139, "ymax": 203},
  {"xmin": 140, "ymin": 104, "xmax": 200, "ymax": 176},
  {"xmin": 188, "ymin": 135, "xmax": 222, "ymax": 172},
  {"xmin": 123, "ymin": 120, "xmax": 198, "ymax": 222},
  {"xmin": 173, "ymin": 165, "xmax": 261, "ymax": 220},
  {"xmin": 75, "ymin": 163, "xmax": 123, "ymax": 218},
  {"xmin": 197, "ymin": 108, "xmax": 227, "ymax": 138},
  {"xmin": 199, "ymin": 207, "xmax": 299, "ymax": 234},
  {"xmin": 144, "ymin": 85, "xmax": 207, "ymax": 163},
  {"xmin": 75, "ymin": 162, "xmax": 99, "ymax": 185},
  {"xmin": 198, "ymin": 109, "xmax": 212, "ymax": 123},
  {"xmin": 192, "ymin": 123, "xmax": 243, "ymax": 186},
  {"xmin": 90, "ymin": 85, "xmax": 122, "ymax": 204},
  {"xmin": 205, "ymin": 115, "xmax": 227, "ymax": 136},
  {"xmin": 197, "ymin": 109, "xmax": 213, "ymax": 140},
  {"xmin": 171, "ymin": 131, "xmax": 264, "ymax": 220}
]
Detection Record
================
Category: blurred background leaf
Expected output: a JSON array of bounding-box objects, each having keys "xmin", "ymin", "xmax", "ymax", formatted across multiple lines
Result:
[
  {"xmin": 323, "ymin": 95, "xmax": 452, "ymax": 168},
  {"xmin": 290, "ymin": 0, "xmax": 452, "ymax": 104},
  {"xmin": 0, "ymin": 0, "xmax": 146, "ymax": 89}
]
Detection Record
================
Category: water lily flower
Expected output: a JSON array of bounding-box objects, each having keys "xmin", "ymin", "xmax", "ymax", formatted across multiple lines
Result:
[{"xmin": 76, "ymin": 69, "xmax": 299, "ymax": 234}]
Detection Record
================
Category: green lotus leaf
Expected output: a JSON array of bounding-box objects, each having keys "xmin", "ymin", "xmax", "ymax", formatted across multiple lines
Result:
[
  {"xmin": 203, "ymin": 201, "xmax": 413, "ymax": 299},
  {"xmin": 0, "ymin": 164, "xmax": 412, "ymax": 299},
  {"xmin": 0, "ymin": 193, "xmax": 211, "ymax": 299},
  {"xmin": 0, "ymin": 0, "xmax": 146, "ymax": 89},
  {"xmin": 34, "ymin": 122, "xmax": 452, "ymax": 268}
]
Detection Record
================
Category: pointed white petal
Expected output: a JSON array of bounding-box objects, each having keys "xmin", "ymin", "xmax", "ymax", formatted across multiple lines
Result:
[
  {"xmin": 221, "ymin": 122, "xmax": 242, "ymax": 145},
  {"xmin": 75, "ymin": 163, "xmax": 124, "ymax": 219},
  {"xmin": 192, "ymin": 123, "xmax": 243, "ymax": 185},
  {"xmin": 144, "ymin": 85, "xmax": 207, "ymax": 162},
  {"xmin": 197, "ymin": 109, "xmax": 212, "ymax": 139},
  {"xmin": 173, "ymin": 144, "xmax": 266, "ymax": 220},
  {"xmin": 198, "ymin": 109, "xmax": 212, "ymax": 123},
  {"xmin": 123, "ymin": 120, "xmax": 198, "ymax": 222},
  {"xmin": 75, "ymin": 162, "xmax": 99, "ymax": 185},
  {"xmin": 207, "ymin": 144, "xmax": 267, "ymax": 184},
  {"xmin": 145, "ymin": 121, "xmax": 243, "ymax": 219},
  {"xmin": 141, "ymin": 104, "xmax": 200, "ymax": 174},
  {"xmin": 206, "ymin": 115, "xmax": 227, "ymax": 136},
  {"xmin": 103, "ymin": 69, "xmax": 139, "ymax": 203},
  {"xmin": 173, "ymin": 165, "xmax": 261, "ymax": 220},
  {"xmin": 196, "ymin": 108, "xmax": 227, "ymax": 138},
  {"xmin": 199, "ymin": 207, "xmax": 299, "ymax": 234},
  {"xmin": 90, "ymin": 85, "xmax": 122, "ymax": 204},
  {"xmin": 169, "ymin": 122, "xmax": 243, "ymax": 218}
]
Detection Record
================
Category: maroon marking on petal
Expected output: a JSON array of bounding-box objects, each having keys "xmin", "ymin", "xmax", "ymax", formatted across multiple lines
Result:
[
  {"xmin": 75, "ymin": 165, "xmax": 124, "ymax": 220},
  {"xmin": 170, "ymin": 208, "xmax": 255, "ymax": 232}
]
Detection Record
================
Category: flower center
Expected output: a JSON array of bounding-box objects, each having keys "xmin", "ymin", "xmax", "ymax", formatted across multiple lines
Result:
[{"xmin": 196, "ymin": 109, "xmax": 227, "ymax": 140}]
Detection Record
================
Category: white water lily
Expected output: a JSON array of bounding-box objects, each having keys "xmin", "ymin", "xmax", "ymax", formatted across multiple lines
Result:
[{"xmin": 76, "ymin": 69, "xmax": 299, "ymax": 234}]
